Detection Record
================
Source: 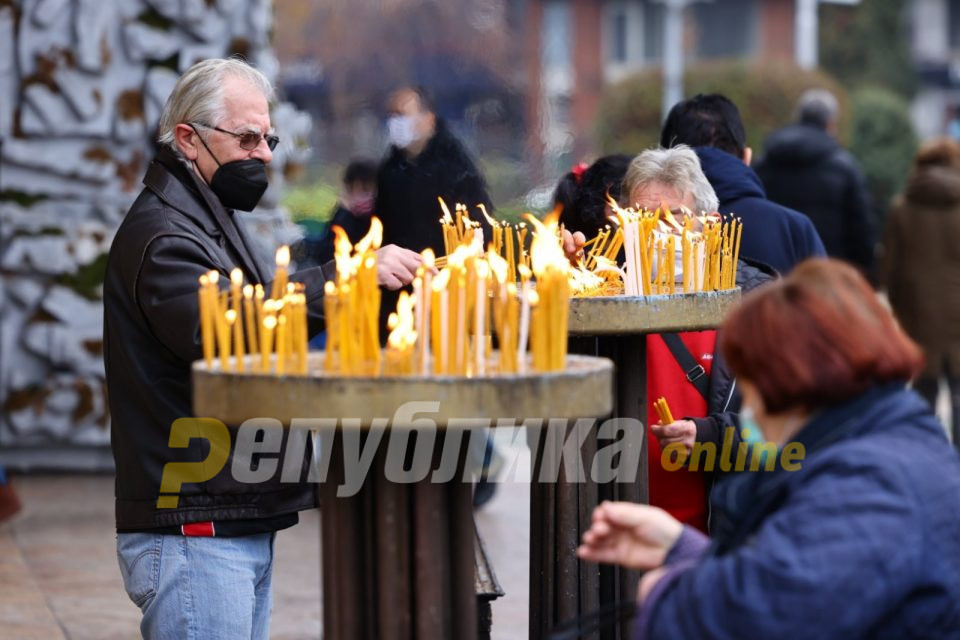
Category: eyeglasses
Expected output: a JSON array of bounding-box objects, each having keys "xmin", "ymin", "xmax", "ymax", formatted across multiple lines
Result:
[{"xmin": 192, "ymin": 122, "xmax": 279, "ymax": 151}]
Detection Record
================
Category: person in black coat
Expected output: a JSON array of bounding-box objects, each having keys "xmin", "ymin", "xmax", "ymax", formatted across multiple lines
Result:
[
  {"xmin": 756, "ymin": 89, "xmax": 876, "ymax": 274},
  {"xmin": 660, "ymin": 94, "xmax": 826, "ymax": 275},
  {"xmin": 376, "ymin": 87, "xmax": 493, "ymax": 256}
]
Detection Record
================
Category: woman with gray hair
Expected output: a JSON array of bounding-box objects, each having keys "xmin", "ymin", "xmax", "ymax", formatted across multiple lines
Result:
[{"xmin": 621, "ymin": 145, "xmax": 719, "ymax": 220}]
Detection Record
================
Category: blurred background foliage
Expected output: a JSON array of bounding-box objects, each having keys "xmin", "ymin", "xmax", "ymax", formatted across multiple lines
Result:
[{"xmin": 595, "ymin": 61, "xmax": 849, "ymax": 154}]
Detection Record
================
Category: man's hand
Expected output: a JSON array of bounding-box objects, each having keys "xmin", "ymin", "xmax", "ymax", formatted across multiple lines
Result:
[
  {"xmin": 561, "ymin": 229, "xmax": 586, "ymax": 266},
  {"xmin": 577, "ymin": 501, "xmax": 683, "ymax": 571},
  {"xmin": 376, "ymin": 245, "xmax": 424, "ymax": 290},
  {"xmin": 651, "ymin": 420, "xmax": 697, "ymax": 455}
]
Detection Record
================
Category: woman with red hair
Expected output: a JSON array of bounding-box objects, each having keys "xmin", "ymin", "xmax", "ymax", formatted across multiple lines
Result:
[{"xmin": 578, "ymin": 259, "xmax": 960, "ymax": 639}]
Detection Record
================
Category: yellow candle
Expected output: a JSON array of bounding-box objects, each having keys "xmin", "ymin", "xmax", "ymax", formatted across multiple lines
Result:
[
  {"xmin": 275, "ymin": 312, "xmax": 288, "ymax": 375},
  {"xmin": 271, "ymin": 246, "xmax": 290, "ymax": 300},
  {"xmin": 230, "ymin": 269, "xmax": 245, "ymax": 372},
  {"xmin": 323, "ymin": 281, "xmax": 337, "ymax": 371},
  {"xmin": 199, "ymin": 275, "xmax": 214, "ymax": 367},
  {"xmin": 243, "ymin": 284, "xmax": 258, "ymax": 356},
  {"xmin": 261, "ymin": 314, "xmax": 276, "ymax": 373},
  {"xmin": 216, "ymin": 290, "xmax": 230, "ymax": 370}
]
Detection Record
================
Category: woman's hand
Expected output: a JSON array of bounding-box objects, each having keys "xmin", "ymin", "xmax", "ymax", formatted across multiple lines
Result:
[
  {"xmin": 650, "ymin": 420, "xmax": 697, "ymax": 455},
  {"xmin": 561, "ymin": 229, "xmax": 586, "ymax": 266},
  {"xmin": 577, "ymin": 501, "xmax": 684, "ymax": 570}
]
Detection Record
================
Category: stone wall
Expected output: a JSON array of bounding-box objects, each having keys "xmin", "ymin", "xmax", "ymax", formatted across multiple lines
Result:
[{"xmin": 0, "ymin": 0, "xmax": 311, "ymax": 469}]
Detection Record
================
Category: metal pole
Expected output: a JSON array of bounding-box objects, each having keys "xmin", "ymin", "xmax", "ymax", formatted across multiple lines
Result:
[
  {"xmin": 661, "ymin": 0, "xmax": 686, "ymax": 122},
  {"xmin": 796, "ymin": 0, "xmax": 819, "ymax": 69}
]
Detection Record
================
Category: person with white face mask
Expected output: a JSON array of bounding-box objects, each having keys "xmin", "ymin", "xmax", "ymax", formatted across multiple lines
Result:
[
  {"xmin": 578, "ymin": 259, "xmax": 960, "ymax": 640},
  {"xmin": 374, "ymin": 86, "xmax": 493, "ymax": 257}
]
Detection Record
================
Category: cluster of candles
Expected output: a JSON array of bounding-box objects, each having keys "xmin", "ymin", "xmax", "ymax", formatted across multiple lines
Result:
[
  {"xmin": 579, "ymin": 201, "xmax": 743, "ymax": 297},
  {"xmin": 322, "ymin": 219, "xmax": 383, "ymax": 375},
  {"xmin": 438, "ymin": 197, "xmax": 531, "ymax": 280},
  {"xmin": 393, "ymin": 210, "xmax": 569, "ymax": 376},
  {"xmin": 197, "ymin": 246, "xmax": 309, "ymax": 375},
  {"xmin": 653, "ymin": 396, "xmax": 675, "ymax": 425}
]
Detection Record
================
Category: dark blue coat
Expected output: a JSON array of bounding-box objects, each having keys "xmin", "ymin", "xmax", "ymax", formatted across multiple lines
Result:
[
  {"xmin": 645, "ymin": 385, "xmax": 960, "ymax": 639},
  {"xmin": 695, "ymin": 147, "xmax": 826, "ymax": 275}
]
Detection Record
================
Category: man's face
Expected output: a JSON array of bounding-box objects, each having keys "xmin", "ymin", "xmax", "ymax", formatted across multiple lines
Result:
[
  {"xmin": 628, "ymin": 181, "xmax": 698, "ymax": 227},
  {"xmin": 190, "ymin": 75, "xmax": 274, "ymax": 183}
]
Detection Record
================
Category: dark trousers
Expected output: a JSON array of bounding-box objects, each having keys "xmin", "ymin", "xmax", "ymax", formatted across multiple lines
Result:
[{"xmin": 914, "ymin": 357, "xmax": 960, "ymax": 450}]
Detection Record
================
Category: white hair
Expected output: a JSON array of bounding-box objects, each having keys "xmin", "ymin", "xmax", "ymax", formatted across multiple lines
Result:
[
  {"xmin": 157, "ymin": 57, "xmax": 274, "ymax": 154},
  {"xmin": 796, "ymin": 88, "xmax": 838, "ymax": 129},
  {"xmin": 622, "ymin": 145, "xmax": 719, "ymax": 214}
]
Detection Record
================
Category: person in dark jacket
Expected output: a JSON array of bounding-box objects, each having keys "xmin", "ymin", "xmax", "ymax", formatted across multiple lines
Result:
[
  {"xmin": 579, "ymin": 259, "xmax": 960, "ymax": 639},
  {"xmin": 376, "ymin": 86, "xmax": 493, "ymax": 256},
  {"xmin": 310, "ymin": 158, "xmax": 377, "ymax": 265},
  {"xmin": 660, "ymin": 94, "xmax": 826, "ymax": 275},
  {"xmin": 103, "ymin": 58, "xmax": 421, "ymax": 639},
  {"xmin": 756, "ymin": 89, "xmax": 876, "ymax": 273}
]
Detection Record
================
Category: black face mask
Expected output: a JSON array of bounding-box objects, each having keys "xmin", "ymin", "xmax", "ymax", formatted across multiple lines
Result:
[{"xmin": 193, "ymin": 126, "xmax": 269, "ymax": 212}]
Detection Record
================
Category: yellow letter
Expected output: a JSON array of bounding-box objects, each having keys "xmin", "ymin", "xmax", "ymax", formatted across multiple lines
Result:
[
  {"xmin": 157, "ymin": 417, "xmax": 231, "ymax": 508},
  {"xmin": 688, "ymin": 441, "xmax": 717, "ymax": 472},
  {"xmin": 749, "ymin": 443, "xmax": 779, "ymax": 471},
  {"xmin": 660, "ymin": 443, "xmax": 687, "ymax": 472},
  {"xmin": 719, "ymin": 426, "xmax": 735, "ymax": 472},
  {"xmin": 780, "ymin": 443, "xmax": 805, "ymax": 471}
]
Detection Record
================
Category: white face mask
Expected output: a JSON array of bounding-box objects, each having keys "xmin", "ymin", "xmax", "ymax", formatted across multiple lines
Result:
[{"xmin": 387, "ymin": 115, "xmax": 417, "ymax": 149}]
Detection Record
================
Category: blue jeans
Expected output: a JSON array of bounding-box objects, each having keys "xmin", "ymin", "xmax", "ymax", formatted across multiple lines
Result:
[{"xmin": 116, "ymin": 532, "xmax": 276, "ymax": 640}]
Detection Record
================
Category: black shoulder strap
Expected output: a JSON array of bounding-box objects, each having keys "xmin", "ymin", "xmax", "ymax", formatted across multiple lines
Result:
[{"xmin": 661, "ymin": 332, "xmax": 710, "ymax": 401}]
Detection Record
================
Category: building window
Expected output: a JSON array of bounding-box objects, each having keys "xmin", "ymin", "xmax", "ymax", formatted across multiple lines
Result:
[
  {"xmin": 693, "ymin": 0, "xmax": 758, "ymax": 59},
  {"xmin": 542, "ymin": 0, "xmax": 572, "ymax": 72},
  {"xmin": 611, "ymin": 9, "xmax": 629, "ymax": 63}
]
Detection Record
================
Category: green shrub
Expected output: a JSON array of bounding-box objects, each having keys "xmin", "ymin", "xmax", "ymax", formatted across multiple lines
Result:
[
  {"xmin": 596, "ymin": 60, "xmax": 849, "ymax": 154},
  {"xmin": 849, "ymin": 87, "xmax": 917, "ymax": 220},
  {"xmin": 282, "ymin": 181, "xmax": 339, "ymax": 223}
]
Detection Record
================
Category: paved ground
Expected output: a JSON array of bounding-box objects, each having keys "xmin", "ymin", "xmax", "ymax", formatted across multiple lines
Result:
[{"xmin": 0, "ymin": 443, "xmax": 532, "ymax": 640}]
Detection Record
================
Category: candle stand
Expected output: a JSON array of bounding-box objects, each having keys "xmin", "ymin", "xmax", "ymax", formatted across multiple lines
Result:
[
  {"xmin": 529, "ymin": 289, "xmax": 741, "ymax": 640},
  {"xmin": 193, "ymin": 352, "xmax": 613, "ymax": 640}
]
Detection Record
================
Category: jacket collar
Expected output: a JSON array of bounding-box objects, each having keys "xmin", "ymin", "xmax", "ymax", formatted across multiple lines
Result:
[
  {"xmin": 143, "ymin": 147, "xmax": 267, "ymax": 283},
  {"xmin": 695, "ymin": 146, "xmax": 767, "ymax": 205},
  {"xmin": 708, "ymin": 382, "xmax": 917, "ymax": 553}
]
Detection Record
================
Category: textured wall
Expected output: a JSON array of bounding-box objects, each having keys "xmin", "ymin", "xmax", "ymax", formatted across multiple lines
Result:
[{"xmin": 0, "ymin": 0, "xmax": 311, "ymax": 468}]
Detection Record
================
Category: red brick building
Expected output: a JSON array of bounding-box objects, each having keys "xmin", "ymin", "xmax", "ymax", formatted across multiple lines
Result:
[{"xmin": 523, "ymin": 0, "xmax": 800, "ymax": 168}]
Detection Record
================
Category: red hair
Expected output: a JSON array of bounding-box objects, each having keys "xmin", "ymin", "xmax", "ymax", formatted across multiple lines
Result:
[{"xmin": 721, "ymin": 259, "xmax": 923, "ymax": 413}]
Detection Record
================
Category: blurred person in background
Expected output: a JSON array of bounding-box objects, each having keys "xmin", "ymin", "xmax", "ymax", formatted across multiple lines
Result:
[
  {"xmin": 660, "ymin": 94, "xmax": 826, "ymax": 274},
  {"xmin": 579, "ymin": 258, "xmax": 960, "ymax": 639},
  {"xmin": 376, "ymin": 86, "xmax": 492, "ymax": 255},
  {"xmin": 756, "ymin": 89, "xmax": 876, "ymax": 275},
  {"xmin": 882, "ymin": 138, "xmax": 960, "ymax": 449},
  {"xmin": 308, "ymin": 158, "xmax": 377, "ymax": 266}
]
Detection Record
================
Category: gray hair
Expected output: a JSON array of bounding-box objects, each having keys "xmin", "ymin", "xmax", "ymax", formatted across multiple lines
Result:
[
  {"xmin": 157, "ymin": 57, "xmax": 274, "ymax": 154},
  {"xmin": 796, "ymin": 88, "xmax": 838, "ymax": 130},
  {"xmin": 621, "ymin": 145, "xmax": 719, "ymax": 214}
]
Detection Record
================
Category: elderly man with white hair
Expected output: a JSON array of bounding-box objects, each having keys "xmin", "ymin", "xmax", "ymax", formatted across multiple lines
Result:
[{"xmin": 103, "ymin": 58, "xmax": 422, "ymax": 638}]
